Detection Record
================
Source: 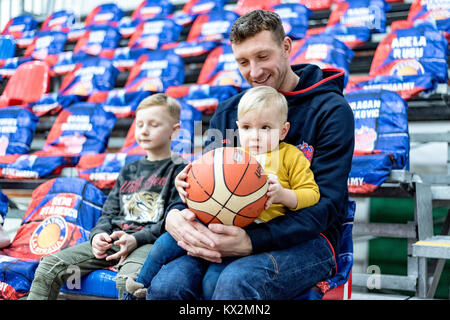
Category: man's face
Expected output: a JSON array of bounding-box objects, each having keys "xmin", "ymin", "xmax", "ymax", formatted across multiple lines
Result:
[{"xmin": 231, "ymin": 30, "xmax": 292, "ymax": 91}]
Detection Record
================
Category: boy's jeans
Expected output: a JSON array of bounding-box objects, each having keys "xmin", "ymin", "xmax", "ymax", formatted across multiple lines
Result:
[
  {"xmin": 147, "ymin": 235, "xmax": 335, "ymax": 300},
  {"xmin": 27, "ymin": 241, "xmax": 152, "ymax": 300}
]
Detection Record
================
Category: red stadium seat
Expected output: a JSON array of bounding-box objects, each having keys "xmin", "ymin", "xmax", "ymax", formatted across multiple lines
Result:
[{"xmin": 0, "ymin": 61, "xmax": 49, "ymax": 108}]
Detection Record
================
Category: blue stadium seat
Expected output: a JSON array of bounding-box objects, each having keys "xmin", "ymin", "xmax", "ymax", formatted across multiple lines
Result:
[{"xmin": 0, "ymin": 177, "xmax": 106, "ymax": 300}]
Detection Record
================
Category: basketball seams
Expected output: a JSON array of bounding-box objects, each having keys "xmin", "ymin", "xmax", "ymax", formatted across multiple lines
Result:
[{"xmin": 186, "ymin": 147, "xmax": 268, "ymax": 227}]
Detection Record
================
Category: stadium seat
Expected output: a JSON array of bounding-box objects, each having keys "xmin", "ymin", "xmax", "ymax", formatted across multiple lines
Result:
[
  {"xmin": 88, "ymin": 89, "xmax": 152, "ymax": 118},
  {"xmin": 131, "ymin": 0, "xmax": 175, "ymax": 22},
  {"xmin": 73, "ymin": 25, "xmax": 121, "ymax": 59},
  {"xmin": 197, "ymin": 44, "xmax": 250, "ymax": 89},
  {"xmin": 0, "ymin": 177, "xmax": 106, "ymax": 300},
  {"xmin": 186, "ymin": 9, "xmax": 239, "ymax": 43},
  {"xmin": 41, "ymin": 10, "xmax": 75, "ymax": 33},
  {"xmin": 166, "ymin": 84, "xmax": 239, "ymax": 114},
  {"xmin": 24, "ymin": 31, "xmax": 68, "ymax": 61},
  {"xmin": 327, "ymin": 0, "xmax": 390, "ymax": 34},
  {"xmin": 0, "ymin": 107, "xmax": 38, "ymax": 156},
  {"xmin": 347, "ymin": 20, "xmax": 448, "ymax": 100},
  {"xmin": 407, "ymin": 0, "xmax": 450, "ymax": 38},
  {"xmin": 0, "ymin": 102, "xmax": 116, "ymax": 179},
  {"xmin": 272, "ymin": 3, "xmax": 312, "ymax": 40},
  {"xmin": 59, "ymin": 57, "xmax": 119, "ymax": 97},
  {"xmin": 128, "ymin": 18, "xmax": 182, "ymax": 50},
  {"xmin": 84, "ymin": 3, "xmax": 124, "ymax": 28},
  {"xmin": 297, "ymin": 200, "xmax": 355, "ymax": 300},
  {"xmin": 124, "ymin": 50, "xmax": 185, "ymax": 93},
  {"xmin": 290, "ymin": 35, "xmax": 354, "ymax": 85},
  {"xmin": 0, "ymin": 36, "xmax": 15, "ymax": 60},
  {"xmin": 346, "ymin": 89, "xmax": 410, "ymax": 194},
  {"xmin": 1, "ymin": 14, "xmax": 38, "ymax": 41},
  {"xmin": 298, "ymin": 0, "xmax": 332, "ymax": 11},
  {"xmin": 0, "ymin": 60, "xmax": 50, "ymax": 108},
  {"xmin": 233, "ymin": 0, "xmax": 280, "ymax": 16}
]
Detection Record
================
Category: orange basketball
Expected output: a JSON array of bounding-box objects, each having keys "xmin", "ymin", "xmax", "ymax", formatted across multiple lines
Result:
[{"xmin": 186, "ymin": 147, "xmax": 268, "ymax": 227}]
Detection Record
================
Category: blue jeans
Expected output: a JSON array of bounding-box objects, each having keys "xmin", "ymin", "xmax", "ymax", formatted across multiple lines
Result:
[
  {"xmin": 147, "ymin": 234, "xmax": 335, "ymax": 300},
  {"xmin": 136, "ymin": 232, "xmax": 185, "ymax": 288}
]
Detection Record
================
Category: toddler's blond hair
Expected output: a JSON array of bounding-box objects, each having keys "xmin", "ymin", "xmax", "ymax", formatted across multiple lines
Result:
[{"xmin": 238, "ymin": 86, "xmax": 288, "ymax": 123}]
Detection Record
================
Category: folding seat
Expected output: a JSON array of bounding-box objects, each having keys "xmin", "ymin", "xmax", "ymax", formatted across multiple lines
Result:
[
  {"xmin": 318, "ymin": 25, "xmax": 372, "ymax": 49},
  {"xmin": 327, "ymin": 0, "xmax": 390, "ymax": 34},
  {"xmin": 88, "ymin": 90, "xmax": 152, "ymax": 119},
  {"xmin": 197, "ymin": 44, "xmax": 250, "ymax": 89},
  {"xmin": 27, "ymin": 92, "xmax": 84, "ymax": 117},
  {"xmin": 76, "ymin": 99, "xmax": 202, "ymax": 190},
  {"xmin": 289, "ymin": 34, "xmax": 354, "ymax": 85},
  {"xmin": 0, "ymin": 177, "xmax": 106, "ymax": 300},
  {"xmin": 1, "ymin": 14, "xmax": 38, "ymax": 47},
  {"xmin": 0, "ymin": 36, "xmax": 15, "ymax": 60},
  {"xmin": 73, "ymin": 25, "xmax": 121, "ymax": 59},
  {"xmin": 408, "ymin": 0, "xmax": 450, "ymax": 38},
  {"xmin": 58, "ymin": 57, "xmax": 119, "ymax": 98},
  {"xmin": 174, "ymin": 0, "xmax": 229, "ymax": 26},
  {"xmin": 186, "ymin": 9, "xmax": 239, "ymax": 43},
  {"xmin": 23, "ymin": 31, "xmax": 68, "ymax": 61},
  {"xmin": 298, "ymin": 0, "xmax": 332, "ymax": 11},
  {"xmin": 41, "ymin": 10, "xmax": 76, "ymax": 33},
  {"xmin": 131, "ymin": 0, "xmax": 175, "ymax": 22},
  {"xmin": 124, "ymin": 50, "xmax": 184, "ymax": 93},
  {"xmin": 272, "ymin": 3, "xmax": 312, "ymax": 40},
  {"xmin": 0, "ymin": 102, "xmax": 116, "ymax": 180},
  {"xmin": 166, "ymin": 84, "xmax": 238, "ymax": 114},
  {"xmin": 346, "ymin": 20, "xmax": 448, "ymax": 100},
  {"xmin": 0, "ymin": 60, "xmax": 50, "ymax": 108},
  {"xmin": 111, "ymin": 47, "xmax": 148, "ymax": 72},
  {"xmin": 233, "ymin": 0, "xmax": 280, "ymax": 16},
  {"xmin": 0, "ymin": 56, "xmax": 33, "ymax": 78},
  {"xmin": 0, "ymin": 107, "xmax": 38, "ymax": 156},
  {"xmin": 346, "ymin": 89, "xmax": 409, "ymax": 194},
  {"xmin": 128, "ymin": 18, "xmax": 182, "ymax": 51},
  {"xmin": 84, "ymin": 3, "xmax": 124, "ymax": 28}
]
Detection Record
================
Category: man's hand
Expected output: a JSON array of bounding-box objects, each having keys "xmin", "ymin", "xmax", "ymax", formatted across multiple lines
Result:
[
  {"xmin": 105, "ymin": 231, "xmax": 137, "ymax": 265},
  {"xmin": 91, "ymin": 232, "xmax": 112, "ymax": 259},
  {"xmin": 166, "ymin": 209, "xmax": 253, "ymax": 263}
]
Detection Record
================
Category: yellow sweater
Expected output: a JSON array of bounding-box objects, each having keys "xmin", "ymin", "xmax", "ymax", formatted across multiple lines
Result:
[{"xmin": 252, "ymin": 142, "xmax": 320, "ymax": 222}]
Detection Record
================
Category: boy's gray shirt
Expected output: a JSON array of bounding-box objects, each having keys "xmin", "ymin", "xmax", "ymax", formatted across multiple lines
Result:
[{"xmin": 89, "ymin": 154, "xmax": 186, "ymax": 247}]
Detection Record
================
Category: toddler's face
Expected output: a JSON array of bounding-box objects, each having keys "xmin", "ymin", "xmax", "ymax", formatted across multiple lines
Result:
[
  {"xmin": 135, "ymin": 106, "xmax": 178, "ymax": 155},
  {"xmin": 237, "ymin": 108, "xmax": 289, "ymax": 155}
]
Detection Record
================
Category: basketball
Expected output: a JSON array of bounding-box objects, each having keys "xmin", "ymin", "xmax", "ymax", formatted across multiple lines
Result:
[{"xmin": 185, "ymin": 147, "xmax": 268, "ymax": 227}]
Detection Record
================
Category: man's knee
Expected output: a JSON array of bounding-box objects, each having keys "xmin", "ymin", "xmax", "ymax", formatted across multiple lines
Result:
[{"xmin": 212, "ymin": 265, "xmax": 262, "ymax": 300}]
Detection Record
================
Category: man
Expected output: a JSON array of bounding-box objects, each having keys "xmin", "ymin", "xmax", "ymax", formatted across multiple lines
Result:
[{"xmin": 149, "ymin": 10, "xmax": 355, "ymax": 300}]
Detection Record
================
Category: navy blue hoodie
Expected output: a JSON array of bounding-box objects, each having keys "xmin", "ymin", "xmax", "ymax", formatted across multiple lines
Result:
[{"xmin": 167, "ymin": 64, "xmax": 355, "ymax": 256}]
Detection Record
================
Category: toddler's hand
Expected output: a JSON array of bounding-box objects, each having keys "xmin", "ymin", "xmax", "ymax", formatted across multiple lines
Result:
[
  {"xmin": 265, "ymin": 175, "xmax": 282, "ymax": 209},
  {"xmin": 175, "ymin": 162, "xmax": 192, "ymax": 203}
]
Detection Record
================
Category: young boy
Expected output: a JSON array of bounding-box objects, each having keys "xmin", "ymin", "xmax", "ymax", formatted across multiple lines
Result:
[
  {"xmin": 27, "ymin": 93, "xmax": 187, "ymax": 300},
  {"xmin": 125, "ymin": 86, "xmax": 320, "ymax": 299}
]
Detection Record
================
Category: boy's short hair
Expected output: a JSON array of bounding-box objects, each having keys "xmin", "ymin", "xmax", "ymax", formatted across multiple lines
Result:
[
  {"xmin": 238, "ymin": 86, "xmax": 288, "ymax": 123},
  {"xmin": 136, "ymin": 93, "xmax": 181, "ymax": 122},
  {"xmin": 230, "ymin": 10, "xmax": 285, "ymax": 45}
]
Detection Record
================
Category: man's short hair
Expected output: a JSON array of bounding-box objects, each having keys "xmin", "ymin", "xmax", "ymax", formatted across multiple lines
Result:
[
  {"xmin": 136, "ymin": 93, "xmax": 181, "ymax": 122},
  {"xmin": 230, "ymin": 10, "xmax": 285, "ymax": 45},
  {"xmin": 238, "ymin": 86, "xmax": 288, "ymax": 123}
]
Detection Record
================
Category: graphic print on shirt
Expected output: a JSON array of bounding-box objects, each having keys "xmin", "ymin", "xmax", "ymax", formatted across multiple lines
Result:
[{"xmin": 122, "ymin": 191, "xmax": 164, "ymax": 223}]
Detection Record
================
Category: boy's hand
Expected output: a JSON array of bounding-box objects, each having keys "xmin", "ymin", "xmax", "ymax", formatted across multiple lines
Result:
[
  {"xmin": 175, "ymin": 162, "xmax": 192, "ymax": 203},
  {"xmin": 105, "ymin": 231, "xmax": 137, "ymax": 265},
  {"xmin": 91, "ymin": 232, "xmax": 112, "ymax": 259}
]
